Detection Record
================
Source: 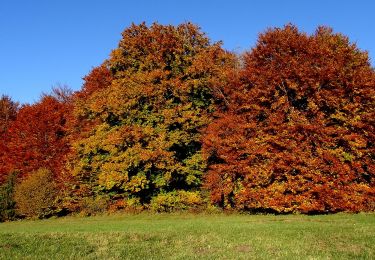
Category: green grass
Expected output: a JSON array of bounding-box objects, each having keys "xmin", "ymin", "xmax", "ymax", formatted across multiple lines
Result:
[{"xmin": 0, "ymin": 213, "xmax": 374, "ymax": 259}]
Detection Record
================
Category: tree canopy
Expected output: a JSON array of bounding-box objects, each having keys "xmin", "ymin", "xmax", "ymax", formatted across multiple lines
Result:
[
  {"xmin": 70, "ymin": 22, "xmax": 236, "ymax": 202},
  {"xmin": 0, "ymin": 91, "xmax": 72, "ymax": 184},
  {"xmin": 0, "ymin": 23, "xmax": 374, "ymax": 217},
  {"xmin": 203, "ymin": 25, "xmax": 375, "ymax": 213}
]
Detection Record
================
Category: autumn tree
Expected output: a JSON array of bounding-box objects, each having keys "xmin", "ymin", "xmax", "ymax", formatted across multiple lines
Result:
[
  {"xmin": 0, "ymin": 95, "xmax": 19, "ymax": 184},
  {"xmin": 0, "ymin": 171, "xmax": 18, "ymax": 221},
  {"xmin": 203, "ymin": 25, "xmax": 375, "ymax": 213},
  {"xmin": 0, "ymin": 95, "xmax": 19, "ymax": 134},
  {"xmin": 71, "ymin": 22, "xmax": 235, "ymax": 203},
  {"xmin": 0, "ymin": 88, "xmax": 73, "ymax": 184},
  {"xmin": 68, "ymin": 65, "xmax": 113, "ymax": 141}
]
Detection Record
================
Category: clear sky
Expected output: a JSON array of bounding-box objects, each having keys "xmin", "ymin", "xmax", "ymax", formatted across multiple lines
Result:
[{"xmin": 1, "ymin": 0, "xmax": 374, "ymax": 104}]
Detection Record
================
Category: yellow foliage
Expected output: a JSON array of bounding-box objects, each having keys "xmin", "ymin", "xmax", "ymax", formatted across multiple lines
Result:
[{"xmin": 14, "ymin": 168, "xmax": 58, "ymax": 218}]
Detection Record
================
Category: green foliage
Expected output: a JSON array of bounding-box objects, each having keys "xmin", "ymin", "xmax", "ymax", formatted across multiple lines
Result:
[
  {"xmin": 150, "ymin": 190, "xmax": 203, "ymax": 212},
  {"xmin": 0, "ymin": 172, "xmax": 18, "ymax": 222},
  {"xmin": 13, "ymin": 168, "xmax": 58, "ymax": 219}
]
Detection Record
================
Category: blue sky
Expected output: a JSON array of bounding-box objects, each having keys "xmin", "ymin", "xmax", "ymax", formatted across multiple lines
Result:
[{"xmin": 1, "ymin": 0, "xmax": 374, "ymax": 104}]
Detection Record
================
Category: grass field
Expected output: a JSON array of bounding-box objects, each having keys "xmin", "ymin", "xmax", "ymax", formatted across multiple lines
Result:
[{"xmin": 0, "ymin": 213, "xmax": 374, "ymax": 259}]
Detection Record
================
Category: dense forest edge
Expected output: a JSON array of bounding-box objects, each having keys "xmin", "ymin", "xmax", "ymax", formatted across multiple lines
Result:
[{"xmin": 0, "ymin": 22, "xmax": 374, "ymax": 220}]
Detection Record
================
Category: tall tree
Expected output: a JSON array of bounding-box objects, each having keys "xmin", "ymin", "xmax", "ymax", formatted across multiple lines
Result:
[
  {"xmin": 203, "ymin": 25, "xmax": 375, "ymax": 213},
  {"xmin": 71, "ymin": 22, "xmax": 235, "ymax": 202}
]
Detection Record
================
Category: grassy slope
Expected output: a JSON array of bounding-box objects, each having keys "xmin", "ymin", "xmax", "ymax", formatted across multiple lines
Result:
[{"xmin": 0, "ymin": 213, "xmax": 374, "ymax": 259}]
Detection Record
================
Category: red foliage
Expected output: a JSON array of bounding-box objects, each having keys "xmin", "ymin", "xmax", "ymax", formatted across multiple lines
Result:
[
  {"xmin": 203, "ymin": 25, "xmax": 375, "ymax": 213},
  {"xmin": 1, "ymin": 23, "xmax": 374, "ymax": 214},
  {"xmin": 0, "ymin": 95, "xmax": 18, "ymax": 134},
  {"xmin": 0, "ymin": 95, "xmax": 19, "ymax": 183},
  {"xmin": 77, "ymin": 65, "xmax": 113, "ymax": 99},
  {"xmin": 0, "ymin": 94, "xmax": 72, "ymax": 184},
  {"xmin": 69, "ymin": 65, "xmax": 113, "ymax": 135}
]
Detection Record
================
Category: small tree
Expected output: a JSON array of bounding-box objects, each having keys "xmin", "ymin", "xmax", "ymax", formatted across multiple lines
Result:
[
  {"xmin": 0, "ymin": 95, "xmax": 19, "ymax": 184},
  {"xmin": 14, "ymin": 168, "xmax": 58, "ymax": 218},
  {"xmin": 0, "ymin": 171, "xmax": 18, "ymax": 221},
  {"xmin": 0, "ymin": 94, "xmax": 18, "ymax": 134}
]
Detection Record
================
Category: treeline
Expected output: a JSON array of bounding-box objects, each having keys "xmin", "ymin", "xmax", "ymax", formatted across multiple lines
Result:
[{"xmin": 1, "ymin": 23, "xmax": 374, "ymax": 220}]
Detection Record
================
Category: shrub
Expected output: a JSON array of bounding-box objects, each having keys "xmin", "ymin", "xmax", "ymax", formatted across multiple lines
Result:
[
  {"xmin": 78, "ymin": 196, "xmax": 109, "ymax": 216},
  {"xmin": 108, "ymin": 197, "xmax": 144, "ymax": 213},
  {"xmin": 0, "ymin": 171, "xmax": 18, "ymax": 221},
  {"xmin": 150, "ymin": 191, "xmax": 203, "ymax": 212},
  {"xmin": 14, "ymin": 168, "xmax": 58, "ymax": 218}
]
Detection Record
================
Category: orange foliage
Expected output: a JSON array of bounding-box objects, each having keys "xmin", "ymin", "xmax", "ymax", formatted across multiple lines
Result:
[
  {"xmin": 1, "ymin": 23, "xmax": 374, "ymax": 214},
  {"xmin": 203, "ymin": 25, "xmax": 375, "ymax": 213},
  {"xmin": 69, "ymin": 22, "xmax": 235, "ymax": 202}
]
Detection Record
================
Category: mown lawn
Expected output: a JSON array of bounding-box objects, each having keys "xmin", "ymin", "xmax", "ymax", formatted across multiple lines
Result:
[{"xmin": 0, "ymin": 212, "xmax": 374, "ymax": 259}]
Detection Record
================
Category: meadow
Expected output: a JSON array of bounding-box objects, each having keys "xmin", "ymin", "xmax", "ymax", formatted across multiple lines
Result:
[{"xmin": 0, "ymin": 213, "xmax": 374, "ymax": 259}]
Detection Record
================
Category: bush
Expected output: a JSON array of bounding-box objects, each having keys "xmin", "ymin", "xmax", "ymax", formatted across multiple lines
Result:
[
  {"xmin": 108, "ymin": 197, "xmax": 144, "ymax": 213},
  {"xmin": 0, "ymin": 172, "xmax": 18, "ymax": 221},
  {"xmin": 150, "ymin": 191, "xmax": 203, "ymax": 212},
  {"xmin": 14, "ymin": 168, "xmax": 58, "ymax": 218},
  {"xmin": 78, "ymin": 196, "xmax": 109, "ymax": 216}
]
